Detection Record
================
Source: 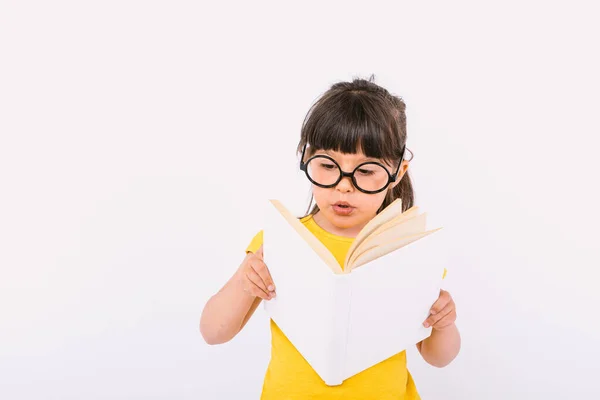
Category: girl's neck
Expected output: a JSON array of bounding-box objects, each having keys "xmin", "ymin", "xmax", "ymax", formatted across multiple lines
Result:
[{"xmin": 312, "ymin": 211, "xmax": 365, "ymax": 239}]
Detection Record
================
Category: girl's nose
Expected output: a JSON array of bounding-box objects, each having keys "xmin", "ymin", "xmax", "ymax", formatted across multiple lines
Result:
[{"xmin": 336, "ymin": 176, "xmax": 354, "ymax": 193}]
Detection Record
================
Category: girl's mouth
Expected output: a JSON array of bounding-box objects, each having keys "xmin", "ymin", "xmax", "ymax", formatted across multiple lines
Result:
[{"xmin": 332, "ymin": 202, "xmax": 355, "ymax": 216}]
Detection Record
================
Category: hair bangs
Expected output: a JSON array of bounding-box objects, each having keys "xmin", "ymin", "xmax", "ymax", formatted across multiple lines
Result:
[{"xmin": 301, "ymin": 91, "xmax": 403, "ymax": 165}]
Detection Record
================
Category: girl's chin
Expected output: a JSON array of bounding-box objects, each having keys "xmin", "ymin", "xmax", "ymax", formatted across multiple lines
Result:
[{"xmin": 326, "ymin": 208, "xmax": 359, "ymax": 226}]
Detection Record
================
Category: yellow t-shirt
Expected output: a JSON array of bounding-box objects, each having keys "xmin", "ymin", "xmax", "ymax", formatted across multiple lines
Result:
[{"xmin": 245, "ymin": 214, "xmax": 421, "ymax": 400}]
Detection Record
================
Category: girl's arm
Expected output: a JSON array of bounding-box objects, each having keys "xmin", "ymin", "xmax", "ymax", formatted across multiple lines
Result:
[
  {"xmin": 416, "ymin": 289, "xmax": 461, "ymax": 367},
  {"xmin": 199, "ymin": 267, "xmax": 260, "ymax": 345},
  {"xmin": 416, "ymin": 322, "xmax": 461, "ymax": 367},
  {"xmin": 200, "ymin": 247, "xmax": 275, "ymax": 345}
]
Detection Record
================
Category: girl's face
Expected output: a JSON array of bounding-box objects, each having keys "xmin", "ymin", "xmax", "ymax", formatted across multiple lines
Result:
[{"xmin": 310, "ymin": 148, "xmax": 409, "ymax": 238}]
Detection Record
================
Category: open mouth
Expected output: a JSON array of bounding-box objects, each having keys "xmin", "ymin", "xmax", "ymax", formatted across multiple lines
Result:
[
  {"xmin": 332, "ymin": 202, "xmax": 355, "ymax": 215},
  {"xmin": 333, "ymin": 201, "xmax": 352, "ymax": 208}
]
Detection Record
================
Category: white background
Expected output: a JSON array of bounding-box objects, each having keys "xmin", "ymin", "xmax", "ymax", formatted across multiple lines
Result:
[{"xmin": 1, "ymin": 1, "xmax": 599, "ymax": 399}]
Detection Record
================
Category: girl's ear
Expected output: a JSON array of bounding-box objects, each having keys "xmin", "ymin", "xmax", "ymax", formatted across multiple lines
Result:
[{"xmin": 392, "ymin": 160, "xmax": 410, "ymax": 188}]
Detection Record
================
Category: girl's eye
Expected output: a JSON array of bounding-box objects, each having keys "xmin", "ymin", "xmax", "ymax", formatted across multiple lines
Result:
[
  {"xmin": 357, "ymin": 168, "xmax": 375, "ymax": 175},
  {"xmin": 320, "ymin": 163, "xmax": 336, "ymax": 170}
]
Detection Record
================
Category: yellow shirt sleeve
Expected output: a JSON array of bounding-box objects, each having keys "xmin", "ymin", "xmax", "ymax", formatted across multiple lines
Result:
[{"xmin": 245, "ymin": 230, "xmax": 264, "ymax": 254}]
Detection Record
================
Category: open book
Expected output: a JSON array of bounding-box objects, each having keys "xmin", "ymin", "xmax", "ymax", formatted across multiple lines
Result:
[{"xmin": 262, "ymin": 198, "xmax": 447, "ymax": 386}]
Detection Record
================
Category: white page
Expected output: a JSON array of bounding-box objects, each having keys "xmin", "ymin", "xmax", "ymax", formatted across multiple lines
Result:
[
  {"xmin": 343, "ymin": 229, "xmax": 446, "ymax": 379},
  {"xmin": 262, "ymin": 203, "xmax": 345, "ymax": 383}
]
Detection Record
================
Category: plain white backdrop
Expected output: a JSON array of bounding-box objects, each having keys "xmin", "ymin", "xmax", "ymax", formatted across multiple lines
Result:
[{"xmin": 1, "ymin": 1, "xmax": 599, "ymax": 399}]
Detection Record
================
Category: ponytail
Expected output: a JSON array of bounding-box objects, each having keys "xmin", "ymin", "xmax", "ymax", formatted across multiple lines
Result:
[{"xmin": 378, "ymin": 168, "xmax": 415, "ymax": 214}]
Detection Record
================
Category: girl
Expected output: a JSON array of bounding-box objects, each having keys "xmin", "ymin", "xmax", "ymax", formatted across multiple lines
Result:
[{"xmin": 200, "ymin": 76, "xmax": 461, "ymax": 399}]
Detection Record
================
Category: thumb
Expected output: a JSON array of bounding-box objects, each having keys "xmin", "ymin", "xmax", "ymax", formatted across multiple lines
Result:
[{"xmin": 256, "ymin": 245, "xmax": 264, "ymax": 259}]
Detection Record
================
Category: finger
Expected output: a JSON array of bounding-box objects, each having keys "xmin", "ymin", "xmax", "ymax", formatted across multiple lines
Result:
[
  {"xmin": 245, "ymin": 279, "xmax": 270, "ymax": 300},
  {"xmin": 424, "ymin": 303, "xmax": 454, "ymax": 328},
  {"xmin": 431, "ymin": 310, "xmax": 457, "ymax": 331},
  {"xmin": 255, "ymin": 245, "xmax": 264, "ymax": 259},
  {"xmin": 429, "ymin": 290, "xmax": 451, "ymax": 315},
  {"xmin": 245, "ymin": 269, "xmax": 271, "ymax": 300},
  {"xmin": 247, "ymin": 285, "xmax": 270, "ymax": 300},
  {"xmin": 251, "ymin": 259, "xmax": 275, "ymax": 293}
]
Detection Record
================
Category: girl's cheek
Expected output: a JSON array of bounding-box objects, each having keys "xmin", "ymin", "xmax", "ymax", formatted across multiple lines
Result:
[
  {"xmin": 359, "ymin": 193, "xmax": 384, "ymax": 209},
  {"xmin": 364, "ymin": 196, "xmax": 387, "ymax": 215}
]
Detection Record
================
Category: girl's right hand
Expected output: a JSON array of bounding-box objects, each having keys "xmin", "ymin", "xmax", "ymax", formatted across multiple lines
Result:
[{"xmin": 238, "ymin": 246, "xmax": 276, "ymax": 300}]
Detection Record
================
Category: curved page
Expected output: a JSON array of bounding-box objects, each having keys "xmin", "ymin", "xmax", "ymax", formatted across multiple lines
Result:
[
  {"xmin": 348, "ymin": 211, "xmax": 427, "ymax": 269},
  {"xmin": 343, "ymin": 198, "xmax": 403, "ymax": 267},
  {"xmin": 350, "ymin": 228, "xmax": 442, "ymax": 269}
]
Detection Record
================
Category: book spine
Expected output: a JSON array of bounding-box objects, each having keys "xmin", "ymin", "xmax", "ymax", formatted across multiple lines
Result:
[{"xmin": 325, "ymin": 274, "xmax": 352, "ymax": 386}]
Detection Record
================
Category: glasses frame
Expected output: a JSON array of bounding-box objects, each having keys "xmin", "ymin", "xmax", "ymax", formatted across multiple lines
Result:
[{"xmin": 299, "ymin": 143, "xmax": 413, "ymax": 194}]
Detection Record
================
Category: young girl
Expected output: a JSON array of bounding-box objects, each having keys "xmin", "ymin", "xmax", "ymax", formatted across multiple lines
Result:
[{"xmin": 200, "ymin": 77, "xmax": 461, "ymax": 399}]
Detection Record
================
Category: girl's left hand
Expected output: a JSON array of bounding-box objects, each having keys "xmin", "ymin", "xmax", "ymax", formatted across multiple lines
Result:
[{"xmin": 423, "ymin": 289, "xmax": 456, "ymax": 330}]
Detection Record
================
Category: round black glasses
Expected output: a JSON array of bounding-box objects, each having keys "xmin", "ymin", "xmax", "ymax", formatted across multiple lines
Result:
[{"xmin": 299, "ymin": 144, "xmax": 413, "ymax": 194}]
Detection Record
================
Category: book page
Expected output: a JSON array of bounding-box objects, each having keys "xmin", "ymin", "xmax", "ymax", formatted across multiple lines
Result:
[
  {"xmin": 350, "ymin": 228, "xmax": 442, "ymax": 269},
  {"xmin": 369, "ymin": 205, "xmax": 421, "ymax": 238},
  {"xmin": 348, "ymin": 211, "xmax": 427, "ymax": 269},
  {"xmin": 343, "ymin": 198, "xmax": 403, "ymax": 267}
]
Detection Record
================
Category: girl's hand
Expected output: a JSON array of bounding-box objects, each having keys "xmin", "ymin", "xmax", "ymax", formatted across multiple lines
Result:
[
  {"xmin": 238, "ymin": 246, "xmax": 276, "ymax": 301},
  {"xmin": 423, "ymin": 289, "xmax": 456, "ymax": 331}
]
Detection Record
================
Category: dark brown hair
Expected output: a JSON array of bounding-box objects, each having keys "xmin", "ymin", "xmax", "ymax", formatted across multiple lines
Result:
[{"xmin": 297, "ymin": 75, "xmax": 415, "ymax": 216}]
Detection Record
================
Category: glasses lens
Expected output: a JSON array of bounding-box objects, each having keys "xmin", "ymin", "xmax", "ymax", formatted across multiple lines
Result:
[
  {"xmin": 307, "ymin": 156, "xmax": 340, "ymax": 186},
  {"xmin": 353, "ymin": 163, "xmax": 390, "ymax": 192}
]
